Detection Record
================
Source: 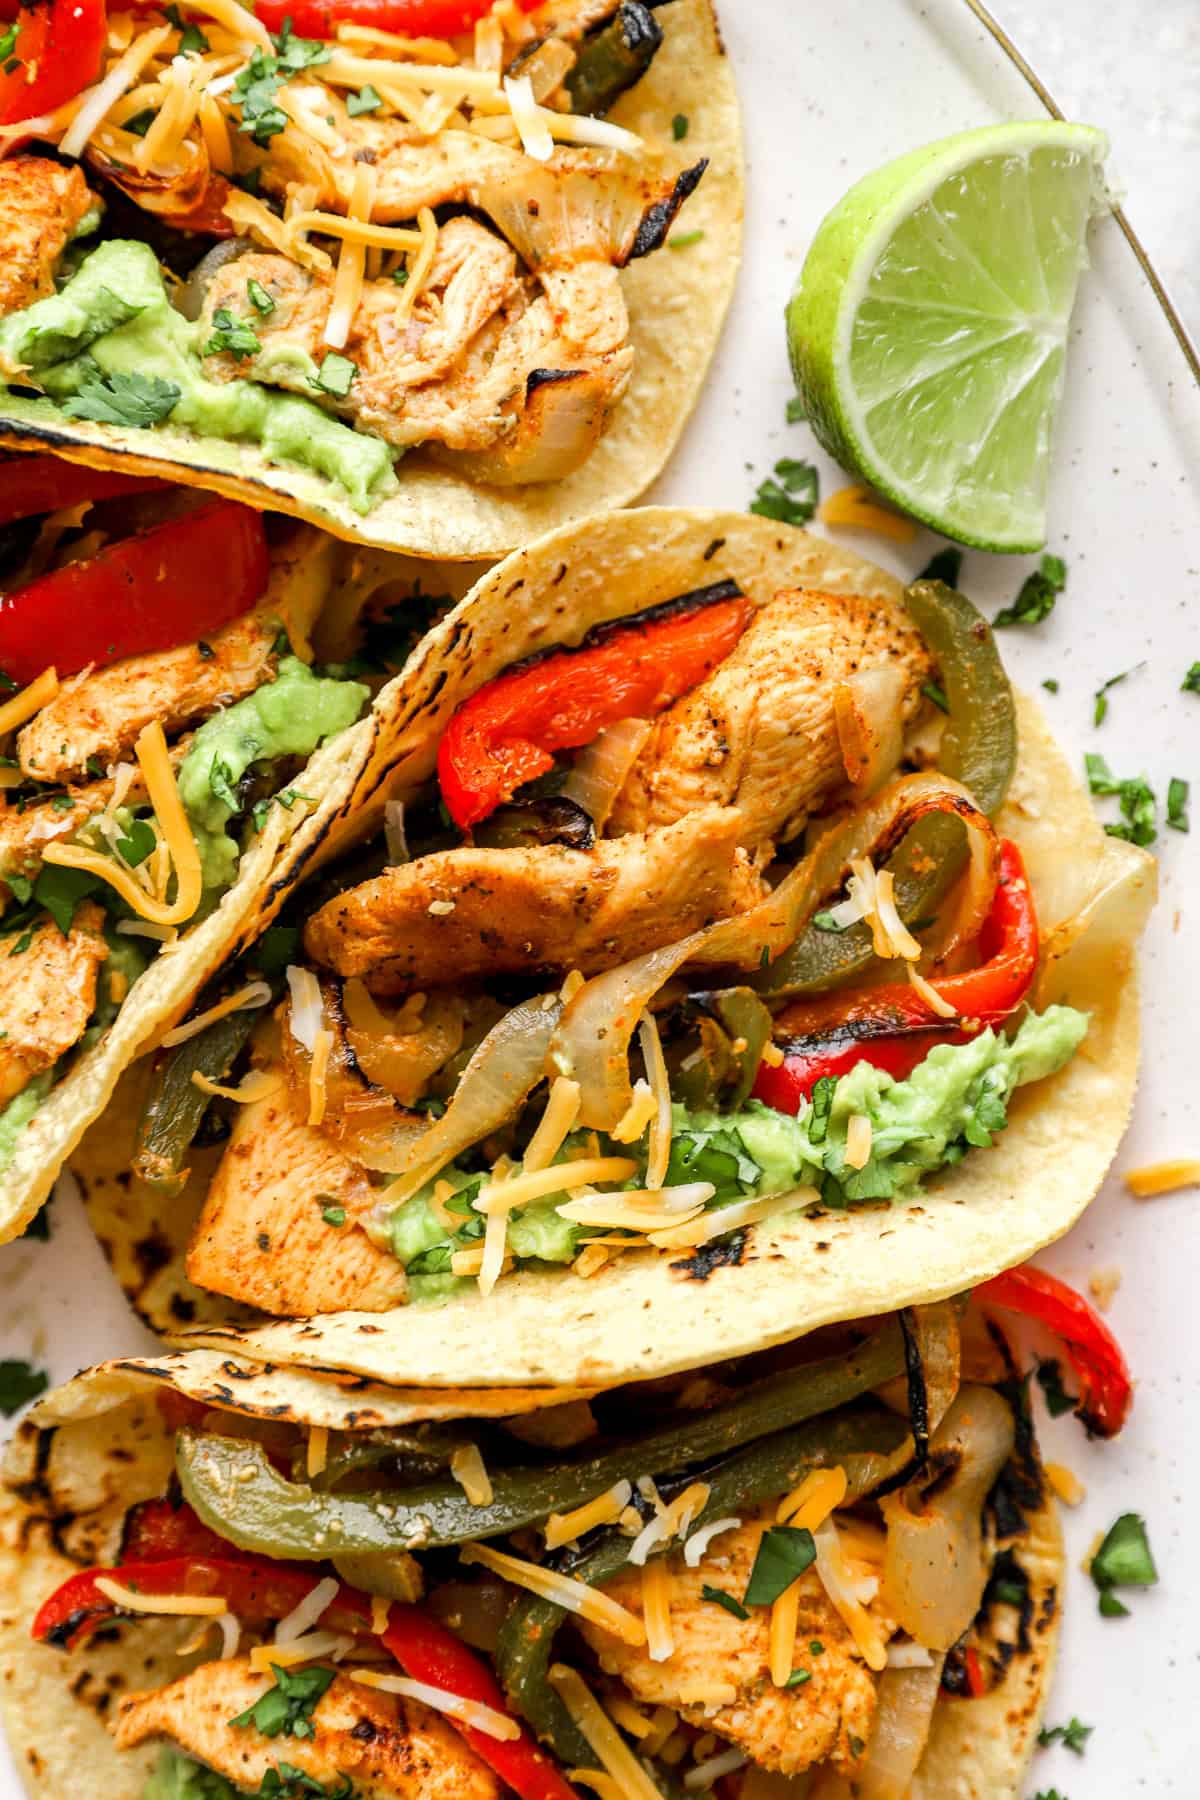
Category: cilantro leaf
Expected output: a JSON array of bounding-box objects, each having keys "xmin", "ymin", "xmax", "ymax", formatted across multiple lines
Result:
[
  {"xmin": 1085, "ymin": 756, "xmax": 1158, "ymax": 847},
  {"xmin": 315, "ymin": 352, "xmax": 357, "ymax": 398},
  {"xmin": 1042, "ymin": 677, "xmax": 1059, "ymax": 693},
  {"xmin": 116, "ymin": 816, "xmax": 157, "ymax": 868},
  {"xmin": 743, "ymin": 1525, "xmax": 816, "ymax": 1607},
  {"xmin": 917, "ymin": 546, "xmax": 963, "ymax": 587},
  {"xmin": 784, "ymin": 1667, "xmax": 812, "ymax": 1687},
  {"xmin": 346, "ymin": 83, "xmax": 382, "ymax": 116},
  {"xmin": 668, "ymin": 228, "xmax": 704, "ymax": 249},
  {"xmin": 701, "ymin": 1584, "xmax": 749, "ymax": 1620},
  {"xmin": 1093, "ymin": 666, "xmax": 1136, "ymax": 726},
  {"xmin": 1037, "ymin": 1717, "xmax": 1092, "ymax": 1755},
  {"xmin": 62, "ymin": 370, "xmax": 181, "ymax": 428},
  {"xmin": 671, "ymin": 112, "xmax": 689, "ymax": 140},
  {"xmin": 921, "ymin": 678, "xmax": 948, "ymax": 713},
  {"xmin": 247, "ymin": 277, "xmax": 276, "ymax": 316},
  {"xmin": 1035, "ymin": 1357, "xmax": 1078, "ymax": 1419},
  {"xmin": 807, "ymin": 1076, "xmax": 836, "ymax": 1146},
  {"xmin": 1167, "ymin": 776, "xmax": 1189, "ymax": 833},
  {"xmin": 34, "ymin": 865, "xmax": 103, "ymax": 936},
  {"xmin": 273, "ymin": 17, "xmax": 332, "ymax": 70},
  {"xmin": 785, "ymin": 393, "xmax": 806, "ymax": 424},
  {"xmin": 0, "ymin": 1358, "xmax": 48, "ymax": 1416},
  {"xmin": 750, "ymin": 458, "xmax": 819, "ymax": 527},
  {"xmin": 230, "ymin": 1663, "xmax": 336, "ymax": 1739},
  {"xmin": 1182, "ymin": 662, "xmax": 1200, "ymax": 694},
  {"xmin": 165, "ymin": 4, "xmax": 209, "ymax": 52},
  {"xmin": 209, "ymin": 759, "xmax": 241, "ymax": 812},
  {"xmin": 993, "ymin": 552, "xmax": 1066, "ymax": 627},
  {"xmin": 1090, "ymin": 1512, "xmax": 1157, "ymax": 1616},
  {"xmin": 204, "ymin": 308, "xmax": 261, "ymax": 361}
]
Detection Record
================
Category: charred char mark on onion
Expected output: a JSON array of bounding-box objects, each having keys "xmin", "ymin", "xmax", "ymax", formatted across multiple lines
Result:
[
  {"xmin": 670, "ymin": 1228, "xmax": 748, "ymax": 1283},
  {"xmin": 626, "ymin": 159, "xmax": 709, "ymax": 260}
]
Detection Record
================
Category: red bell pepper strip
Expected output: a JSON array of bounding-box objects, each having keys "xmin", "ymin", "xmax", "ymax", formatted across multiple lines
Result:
[
  {"xmin": 754, "ymin": 838, "xmax": 1039, "ymax": 1111},
  {"xmin": 33, "ymin": 1541, "xmax": 576, "ymax": 1800},
  {"xmin": 121, "ymin": 1498, "xmax": 260, "ymax": 1565},
  {"xmin": 978, "ymin": 1264, "xmax": 1133, "ymax": 1439},
  {"xmin": 0, "ymin": 0, "xmax": 106, "ymax": 123},
  {"xmin": 0, "ymin": 498, "xmax": 269, "ymax": 685},
  {"xmin": 252, "ymin": 0, "xmax": 538, "ymax": 39},
  {"xmin": 962, "ymin": 1644, "xmax": 987, "ymax": 1699},
  {"xmin": 0, "ymin": 458, "xmax": 168, "ymax": 529},
  {"xmin": 438, "ymin": 590, "xmax": 754, "ymax": 829}
]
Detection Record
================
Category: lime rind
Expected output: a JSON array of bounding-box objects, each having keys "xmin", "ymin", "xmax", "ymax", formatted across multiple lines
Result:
[{"xmin": 786, "ymin": 122, "xmax": 1110, "ymax": 551}]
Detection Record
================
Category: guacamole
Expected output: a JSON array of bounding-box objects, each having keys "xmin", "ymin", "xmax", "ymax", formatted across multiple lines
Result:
[
  {"xmin": 0, "ymin": 1073, "xmax": 51, "ymax": 1176},
  {"xmin": 177, "ymin": 657, "xmax": 368, "ymax": 889},
  {"xmin": 386, "ymin": 1006, "xmax": 1088, "ymax": 1298},
  {"xmin": 143, "ymin": 1748, "xmax": 240, "ymax": 1800},
  {"xmin": 0, "ymin": 240, "xmax": 397, "ymax": 514}
]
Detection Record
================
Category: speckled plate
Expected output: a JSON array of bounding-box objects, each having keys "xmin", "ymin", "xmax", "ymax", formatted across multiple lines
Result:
[{"xmin": 1, "ymin": 2, "xmax": 1197, "ymax": 1793}]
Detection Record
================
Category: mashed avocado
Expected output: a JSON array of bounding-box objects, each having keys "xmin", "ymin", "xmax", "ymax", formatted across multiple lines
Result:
[
  {"xmin": 0, "ymin": 240, "xmax": 397, "ymax": 514},
  {"xmin": 387, "ymin": 1007, "xmax": 1088, "ymax": 1298},
  {"xmin": 178, "ymin": 657, "xmax": 368, "ymax": 889},
  {"xmin": 0, "ymin": 1073, "xmax": 51, "ymax": 1176},
  {"xmin": 143, "ymin": 1748, "xmax": 240, "ymax": 1800}
]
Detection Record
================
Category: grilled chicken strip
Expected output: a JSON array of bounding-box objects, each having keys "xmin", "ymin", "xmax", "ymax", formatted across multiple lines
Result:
[
  {"xmin": 0, "ymin": 903, "xmax": 107, "ymax": 1104},
  {"xmin": 0, "ymin": 744, "xmax": 190, "ymax": 894},
  {"xmin": 579, "ymin": 1519, "xmax": 890, "ymax": 1777},
  {"xmin": 609, "ymin": 588, "xmax": 931, "ymax": 844},
  {"xmin": 186, "ymin": 1088, "xmax": 407, "ymax": 1316},
  {"xmin": 114, "ymin": 1658, "xmax": 502, "ymax": 1800},
  {"xmin": 0, "ymin": 157, "xmax": 96, "ymax": 321},
  {"xmin": 304, "ymin": 807, "xmax": 766, "ymax": 992}
]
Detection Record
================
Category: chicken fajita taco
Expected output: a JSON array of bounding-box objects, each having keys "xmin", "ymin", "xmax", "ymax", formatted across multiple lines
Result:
[
  {"xmin": 0, "ymin": 467, "xmax": 490, "ymax": 1244},
  {"xmin": 0, "ymin": 0, "xmax": 740, "ymax": 557},
  {"xmin": 72, "ymin": 507, "xmax": 1155, "ymax": 1384},
  {"xmin": 0, "ymin": 1296, "xmax": 1067, "ymax": 1799}
]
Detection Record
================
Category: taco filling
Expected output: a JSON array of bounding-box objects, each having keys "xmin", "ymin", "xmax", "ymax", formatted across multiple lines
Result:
[
  {"xmin": 0, "ymin": 474, "xmax": 385, "ymax": 1183},
  {"xmin": 0, "ymin": 0, "xmax": 708, "ymax": 512},
  {"xmin": 7, "ymin": 1296, "xmax": 1067, "ymax": 1798},
  {"xmin": 150, "ymin": 562, "xmax": 1093, "ymax": 1316}
]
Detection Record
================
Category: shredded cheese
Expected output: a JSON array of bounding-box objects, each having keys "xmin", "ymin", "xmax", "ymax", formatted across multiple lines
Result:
[
  {"xmin": 777, "ymin": 1467, "xmax": 847, "ymax": 1529},
  {"xmin": 161, "ymin": 981, "xmax": 272, "ymax": 1048},
  {"xmin": 449, "ymin": 1442, "xmax": 493, "ymax": 1506},
  {"xmin": 906, "ymin": 959, "xmax": 958, "ymax": 1019},
  {"xmin": 335, "ymin": 24, "xmax": 458, "ymax": 61},
  {"xmin": 1124, "ymin": 1158, "xmax": 1200, "ymax": 1198},
  {"xmin": 43, "ymin": 722, "xmax": 202, "ymax": 926},
  {"xmin": 371, "ymin": 1595, "xmax": 391, "ymax": 1634},
  {"xmin": 684, "ymin": 1748, "xmax": 748, "ymax": 1791},
  {"xmin": 628, "ymin": 1483, "xmax": 710, "ymax": 1568},
  {"xmin": 558, "ymin": 1185, "xmax": 713, "ymax": 1233},
  {"xmin": 191, "ymin": 1068, "xmax": 283, "ymax": 1105},
  {"xmin": 612, "ymin": 1079, "xmax": 657, "ymax": 1145},
  {"xmin": 59, "ymin": 25, "xmax": 172, "ymax": 160},
  {"xmin": 290, "ymin": 207, "xmax": 423, "ymax": 253},
  {"xmin": 180, "ymin": 0, "xmax": 271, "ymax": 50},
  {"xmin": 308, "ymin": 1026, "xmax": 333, "ymax": 1126},
  {"xmin": 1088, "ymin": 1265, "xmax": 1122, "ymax": 1311},
  {"xmin": 647, "ymin": 1186, "xmax": 814, "ymax": 1251},
  {"xmin": 249, "ymin": 1629, "xmax": 352, "ymax": 1671},
  {"xmin": 768, "ymin": 1579, "xmax": 802, "ymax": 1687},
  {"xmin": 394, "ymin": 204, "xmax": 438, "ymax": 322},
  {"xmin": 477, "ymin": 1203, "xmax": 509, "ymax": 1298},
  {"xmin": 324, "ymin": 160, "xmax": 376, "ymax": 349},
  {"xmin": 638, "ymin": 1011, "xmax": 672, "ymax": 1189},
  {"xmin": 682, "ymin": 1516, "xmax": 741, "ymax": 1567},
  {"xmin": 198, "ymin": 90, "xmax": 234, "ymax": 173},
  {"xmin": 93, "ymin": 1578, "xmax": 227, "ymax": 1618},
  {"xmin": 1045, "ymin": 1461, "xmax": 1086, "ymax": 1506},
  {"xmin": 0, "ymin": 667, "xmax": 58, "ymax": 736},
  {"xmin": 523, "ymin": 1076, "xmax": 582, "ymax": 1172},
  {"xmin": 503, "ymin": 71, "xmax": 553, "ymax": 161},
  {"xmin": 461, "ymin": 1544, "xmax": 645, "ymax": 1646},
  {"xmin": 549, "ymin": 1666, "xmax": 665, "ymax": 1800},
  {"xmin": 640, "ymin": 1558, "xmax": 674, "ymax": 1663},
  {"xmin": 812, "ymin": 1517, "xmax": 888, "ymax": 1671},
  {"xmin": 819, "ymin": 484, "xmax": 918, "ymax": 542},
  {"xmin": 605, "ymin": 1697, "xmax": 655, "ymax": 1741},
  {"xmin": 286, "ymin": 965, "xmax": 324, "ymax": 1053},
  {"xmin": 544, "ymin": 1481, "xmax": 633, "ymax": 1551},
  {"xmin": 844, "ymin": 1114, "xmax": 873, "ymax": 1171},
  {"xmin": 117, "ymin": 918, "xmax": 178, "ymax": 944},
  {"xmin": 349, "ymin": 1669, "xmax": 519, "ymax": 1739},
  {"xmin": 275, "ymin": 1576, "xmax": 339, "ymax": 1647},
  {"xmin": 474, "ymin": 1156, "xmax": 638, "ymax": 1215},
  {"xmin": 759, "ymin": 1040, "xmax": 784, "ymax": 1068},
  {"xmin": 306, "ymin": 1426, "xmax": 329, "ymax": 1479}
]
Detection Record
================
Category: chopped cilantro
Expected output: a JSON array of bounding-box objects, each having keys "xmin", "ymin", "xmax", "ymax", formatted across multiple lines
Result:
[
  {"xmin": 164, "ymin": 4, "xmax": 209, "ymax": 52},
  {"xmin": 322, "ymin": 1205, "xmax": 346, "ymax": 1226},
  {"xmin": 346, "ymin": 83, "xmax": 383, "ymax": 115},
  {"xmin": 1182, "ymin": 662, "xmax": 1200, "ymax": 694},
  {"xmin": 1090, "ymin": 1512, "xmax": 1157, "ymax": 1616},
  {"xmin": 807, "ymin": 1076, "xmax": 836, "ymax": 1145},
  {"xmin": 993, "ymin": 552, "xmax": 1066, "ymax": 627},
  {"xmin": 209, "ymin": 758, "xmax": 241, "ymax": 813},
  {"xmin": 204, "ymin": 308, "xmax": 262, "ymax": 361},
  {"xmin": 0, "ymin": 1358, "xmax": 48, "ymax": 1416},
  {"xmin": 671, "ymin": 112, "xmax": 689, "ymax": 139},
  {"xmin": 1042, "ymin": 677, "xmax": 1060, "ymax": 693},
  {"xmin": 315, "ymin": 352, "xmax": 357, "ymax": 398},
  {"xmin": 668, "ymin": 228, "xmax": 704, "ymax": 249},
  {"xmin": 34, "ymin": 865, "xmax": 102, "ymax": 936},
  {"xmin": 124, "ymin": 108, "xmax": 156, "ymax": 136},
  {"xmin": 62, "ymin": 370, "xmax": 181, "ymax": 428},
  {"xmin": 233, "ymin": 25, "xmax": 329, "ymax": 146},
  {"xmin": 701, "ymin": 1584, "xmax": 749, "ymax": 1620},
  {"xmin": 750, "ymin": 458, "xmax": 819, "ymax": 527},
  {"xmin": 1037, "ymin": 1718, "xmax": 1092, "ymax": 1755},
  {"xmin": 116, "ymin": 816, "xmax": 157, "ymax": 868},
  {"xmin": 784, "ymin": 1668, "xmax": 812, "ymax": 1687},
  {"xmin": 1167, "ymin": 777, "xmax": 1189, "ymax": 833},
  {"xmin": 812, "ymin": 909, "xmax": 845, "ymax": 933},
  {"xmin": 230, "ymin": 1663, "xmax": 336, "ymax": 1739},
  {"xmin": 1033, "ymin": 1792, "xmax": 1068, "ymax": 1800},
  {"xmin": 785, "ymin": 393, "xmax": 807, "ymax": 424},
  {"xmin": 1085, "ymin": 755, "xmax": 1158, "ymax": 847},
  {"xmin": 246, "ymin": 277, "xmax": 276, "ymax": 316},
  {"xmin": 257, "ymin": 1769, "xmax": 353, "ymax": 1799},
  {"xmin": 392, "ymin": 266, "xmax": 409, "ymax": 286},
  {"xmin": 1093, "ymin": 667, "xmax": 1135, "ymax": 726},
  {"xmin": 917, "ymin": 546, "xmax": 963, "ymax": 586},
  {"xmin": 809, "ymin": 1640, "xmax": 824, "ymax": 1654},
  {"xmin": 1035, "ymin": 1357, "xmax": 1078, "ymax": 1419},
  {"xmin": 743, "ymin": 1525, "xmax": 816, "ymax": 1607},
  {"xmin": 921, "ymin": 678, "xmax": 948, "ymax": 713}
]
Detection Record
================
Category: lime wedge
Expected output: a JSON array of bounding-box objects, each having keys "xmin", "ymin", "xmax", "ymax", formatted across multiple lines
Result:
[{"xmin": 786, "ymin": 122, "xmax": 1110, "ymax": 551}]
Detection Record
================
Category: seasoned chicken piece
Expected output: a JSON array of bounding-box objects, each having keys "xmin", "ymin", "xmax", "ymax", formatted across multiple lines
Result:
[
  {"xmin": 540, "ymin": 260, "xmax": 630, "ymax": 358},
  {"xmin": 17, "ymin": 610, "xmax": 278, "ymax": 785},
  {"xmin": 0, "ymin": 743, "xmax": 191, "ymax": 893},
  {"xmin": 114, "ymin": 1658, "xmax": 502, "ymax": 1800},
  {"xmin": 0, "ymin": 902, "xmax": 107, "ymax": 1104},
  {"xmin": 187, "ymin": 1085, "xmax": 407, "ymax": 1315},
  {"xmin": 0, "ymin": 157, "xmax": 96, "ymax": 320},
  {"xmin": 304, "ymin": 807, "xmax": 766, "ymax": 991},
  {"xmin": 579, "ymin": 1519, "xmax": 888, "ymax": 1777},
  {"xmin": 609, "ymin": 588, "xmax": 932, "ymax": 845}
]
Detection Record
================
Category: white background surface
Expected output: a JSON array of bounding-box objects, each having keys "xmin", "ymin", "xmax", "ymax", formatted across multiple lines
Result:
[{"xmin": 1, "ymin": 1, "xmax": 1198, "ymax": 1794}]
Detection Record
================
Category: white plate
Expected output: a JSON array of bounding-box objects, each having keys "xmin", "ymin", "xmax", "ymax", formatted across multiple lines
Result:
[{"xmin": 1, "ymin": 2, "xmax": 1198, "ymax": 1793}]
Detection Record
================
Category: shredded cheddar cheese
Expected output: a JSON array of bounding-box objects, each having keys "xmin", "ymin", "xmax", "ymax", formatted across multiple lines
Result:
[
  {"xmin": 161, "ymin": 981, "xmax": 272, "ymax": 1048},
  {"xmin": 638, "ymin": 1011, "xmax": 672, "ymax": 1189},
  {"xmin": 549, "ymin": 1666, "xmax": 665, "ymax": 1800},
  {"xmin": 350, "ymin": 1670, "xmax": 519, "ymax": 1741},
  {"xmin": 461, "ymin": 1544, "xmax": 645, "ymax": 1646},
  {"xmin": 449, "ymin": 1442, "xmax": 493, "ymax": 1506},
  {"xmin": 190, "ymin": 1068, "xmax": 283, "ymax": 1105},
  {"xmin": 523, "ymin": 1076, "xmax": 582, "ymax": 1172},
  {"xmin": 544, "ymin": 1481, "xmax": 633, "ymax": 1551},
  {"xmin": 474, "ymin": 1156, "xmax": 638, "ymax": 1215},
  {"xmin": 1045, "ymin": 1461, "xmax": 1086, "ymax": 1506},
  {"xmin": 0, "ymin": 667, "xmax": 58, "ymax": 736},
  {"xmin": 306, "ymin": 1426, "xmax": 329, "ymax": 1479},
  {"xmin": 819, "ymin": 483, "xmax": 918, "ymax": 542},
  {"xmin": 641, "ymin": 1558, "xmax": 674, "ymax": 1663},
  {"xmin": 1124, "ymin": 1159, "xmax": 1200, "ymax": 1198},
  {"xmin": 308, "ymin": 1027, "xmax": 333, "ymax": 1126},
  {"xmin": 93, "ymin": 1578, "xmax": 227, "ymax": 1618}
]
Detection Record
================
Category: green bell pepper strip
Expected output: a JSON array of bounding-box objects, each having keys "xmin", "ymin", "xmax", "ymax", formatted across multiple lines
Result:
[
  {"xmin": 176, "ymin": 1323, "xmax": 906, "ymax": 1560},
  {"xmin": 756, "ymin": 580, "xmax": 1016, "ymax": 996},
  {"xmin": 495, "ymin": 1406, "xmax": 911, "ymax": 1766},
  {"xmin": 563, "ymin": 1, "xmax": 663, "ymax": 117},
  {"xmin": 132, "ymin": 1006, "xmax": 259, "ymax": 1194}
]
